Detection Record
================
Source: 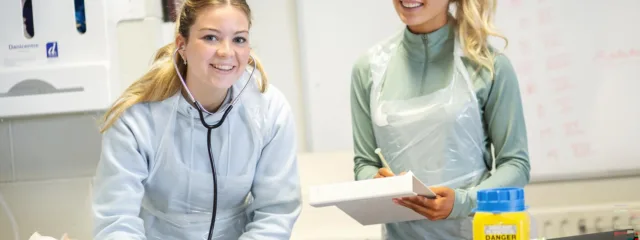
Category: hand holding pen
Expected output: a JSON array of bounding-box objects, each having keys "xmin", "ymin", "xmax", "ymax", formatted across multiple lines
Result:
[{"xmin": 373, "ymin": 148, "xmax": 406, "ymax": 178}]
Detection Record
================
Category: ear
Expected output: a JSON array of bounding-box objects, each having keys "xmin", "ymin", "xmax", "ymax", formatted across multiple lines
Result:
[{"xmin": 175, "ymin": 35, "xmax": 187, "ymax": 57}]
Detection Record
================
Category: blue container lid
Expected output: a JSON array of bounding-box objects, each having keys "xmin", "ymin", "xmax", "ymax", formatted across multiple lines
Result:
[{"xmin": 476, "ymin": 187, "xmax": 526, "ymax": 213}]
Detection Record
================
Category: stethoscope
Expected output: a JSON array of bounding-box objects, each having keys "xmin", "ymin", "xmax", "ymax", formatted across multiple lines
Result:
[{"xmin": 172, "ymin": 47, "xmax": 255, "ymax": 240}]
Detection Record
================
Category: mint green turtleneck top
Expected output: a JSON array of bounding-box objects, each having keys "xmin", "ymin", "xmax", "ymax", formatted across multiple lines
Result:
[{"xmin": 349, "ymin": 21, "xmax": 531, "ymax": 220}]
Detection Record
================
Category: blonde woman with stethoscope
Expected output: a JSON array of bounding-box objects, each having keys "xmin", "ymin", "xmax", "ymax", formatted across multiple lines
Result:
[
  {"xmin": 349, "ymin": 0, "xmax": 531, "ymax": 239},
  {"xmin": 91, "ymin": 1, "xmax": 301, "ymax": 239}
]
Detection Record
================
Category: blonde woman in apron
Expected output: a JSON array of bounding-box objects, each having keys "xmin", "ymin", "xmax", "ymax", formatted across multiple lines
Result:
[{"xmin": 349, "ymin": 0, "xmax": 531, "ymax": 239}]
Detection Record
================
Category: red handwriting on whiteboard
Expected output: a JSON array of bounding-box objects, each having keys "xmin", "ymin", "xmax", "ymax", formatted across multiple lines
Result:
[
  {"xmin": 525, "ymin": 83, "xmax": 536, "ymax": 95},
  {"xmin": 537, "ymin": 7, "xmax": 554, "ymax": 25},
  {"xmin": 519, "ymin": 41, "xmax": 532, "ymax": 55},
  {"xmin": 552, "ymin": 76, "xmax": 572, "ymax": 92},
  {"xmin": 595, "ymin": 49, "xmax": 640, "ymax": 61},
  {"xmin": 509, "ymin": 0, "xmax": 523, "ymax": 7},
  {"xmin": 540, "ymin": 127, "xmax": 552, "ymax": 139},
  {"xmin": 547, "ymin": 149, "xmax": 558, "ymax": 161},
  {"xmin": 537, "ymin": 104, "xmax": 545, "ymax": 118},
  {"xmin": 519, "ymin": 18, "xmax": 531, "ymax": 30},
  {"xmin": 556, "ymin": 97, "xmax": 572, "ymax": 113},
  {"xmin": 546, "ymin": 53, "xmax": 571, "ymax": 71},
  {"xmin": 564, "ymin": 121, "xmax": 584, "ymax": 136},
  {"xmin": 516, "ymin": 60, "xmax": 533, "ymax": 76},
  {"xmin": 542, "ymin": 35, "xmax": 561, "ymax": 49},
  {"xmin": 571, "ymin": 143, "xmax": 591, "ymax": 158}
]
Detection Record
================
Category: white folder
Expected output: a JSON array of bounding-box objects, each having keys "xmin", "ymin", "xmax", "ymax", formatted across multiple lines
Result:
[{"xmin": 308, "ymin": 171, "xmax": 436, "ymax": 225}]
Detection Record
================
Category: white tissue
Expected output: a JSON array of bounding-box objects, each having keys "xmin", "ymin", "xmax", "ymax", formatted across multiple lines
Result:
[{"xmin": 28, "ymin": 232, "xmax": 71, "ymax": 240}]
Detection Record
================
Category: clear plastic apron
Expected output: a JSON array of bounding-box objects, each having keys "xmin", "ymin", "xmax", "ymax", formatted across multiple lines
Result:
[
  {"xmin": 138, "ymin": 94, "xmax": 252, "ymax": 240},
  {"xmin": 369, "ymin": 32, "xmax": 491, "ymax": 239}
]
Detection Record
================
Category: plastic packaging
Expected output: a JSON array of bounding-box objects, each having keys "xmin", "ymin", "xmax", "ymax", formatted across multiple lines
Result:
[{"xmin": 473, "ymin": 187, "xmax": 530, "ymax": 240}]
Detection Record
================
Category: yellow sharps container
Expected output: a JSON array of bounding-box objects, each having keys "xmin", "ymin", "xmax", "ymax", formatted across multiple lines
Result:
[{"xmin": 473, "ymin": 187, "xmax": 530, "ymax": 240}]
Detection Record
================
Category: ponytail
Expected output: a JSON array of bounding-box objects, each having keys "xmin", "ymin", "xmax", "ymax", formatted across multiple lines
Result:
[
  {"xmin": 99, "ymin": 43, "xmax": 182, "ymax": 133},
  {"xmin": 453, "ymin": 0, "xmax": 507, "ymax": 78},
  {"xmin": 249, "ymin": 50, "xmax": 269, "ymax": 92}
]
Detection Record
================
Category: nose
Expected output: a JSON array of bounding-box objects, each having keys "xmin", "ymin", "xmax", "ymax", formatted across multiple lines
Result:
[{"xmin": 216, "ymin": 40, "xmax": 232, "ymax": 58}]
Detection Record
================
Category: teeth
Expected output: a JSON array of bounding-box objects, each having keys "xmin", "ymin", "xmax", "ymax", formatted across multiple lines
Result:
[
  {"xmin": 401, "ymin": 1, "xmax": 423, "ymax": 8},
  {"xmin": 213, "ymin": 65, "xmax": 233, "ymax": 71}
]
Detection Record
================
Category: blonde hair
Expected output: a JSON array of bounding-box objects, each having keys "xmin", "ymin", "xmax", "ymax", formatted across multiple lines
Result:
[
  {"xmin": 452, "ymin": 0, "xmax": 507, "ymax": 78},
  {"xmin": 99, "ymin": 0, "xmax": 267, "ymax": 133}
]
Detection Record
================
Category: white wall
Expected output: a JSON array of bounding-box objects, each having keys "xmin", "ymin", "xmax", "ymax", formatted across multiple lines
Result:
[{"xmin": 246, "ymin": 0, "xmax": 307, "ymax": 151}]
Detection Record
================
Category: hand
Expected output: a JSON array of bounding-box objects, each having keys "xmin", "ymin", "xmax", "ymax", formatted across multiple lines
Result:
[
  {"xmin": 392, "ymin": 186, "xmax": 455, "ymax": 221},
  {"xmin": 373, "ymin": 168, "xmax": 406, "ymax": 178}
]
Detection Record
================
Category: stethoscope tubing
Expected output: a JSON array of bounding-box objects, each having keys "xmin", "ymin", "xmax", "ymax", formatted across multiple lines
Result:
[{"xmin": 172, "ymin": 47, "xmax": 256, "ymax": 240}]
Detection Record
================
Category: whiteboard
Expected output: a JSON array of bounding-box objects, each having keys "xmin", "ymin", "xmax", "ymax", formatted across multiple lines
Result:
[
  {"xmin": 296, "ymin": 0, "xmax": 403, "ymax": 152},
  {"xmin": 296, "ymin": 0, "xmax": 640, "ymax": 181}
]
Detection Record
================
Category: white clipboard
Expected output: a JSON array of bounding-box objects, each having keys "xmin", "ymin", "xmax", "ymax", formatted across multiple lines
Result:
[{"xmin": 308, "ymin": 171, "xmax": 436, "ymax": 225}]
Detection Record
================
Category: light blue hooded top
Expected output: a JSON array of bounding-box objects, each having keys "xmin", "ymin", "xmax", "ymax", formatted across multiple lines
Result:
[{"xmin": 91, "ymin": 68, "xmax": 302, "ymax": 240}]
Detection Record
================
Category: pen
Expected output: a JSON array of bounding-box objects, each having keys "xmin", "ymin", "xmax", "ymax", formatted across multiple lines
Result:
[{"xmin": 374, "ymin": 148, "xmax": 393, "ymax": 173}]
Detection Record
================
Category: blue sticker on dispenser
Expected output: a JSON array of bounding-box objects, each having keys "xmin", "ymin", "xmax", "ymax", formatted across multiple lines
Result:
[{"xmin": 46, "ymin": 41, "xmax": 58, "ymax": 58}]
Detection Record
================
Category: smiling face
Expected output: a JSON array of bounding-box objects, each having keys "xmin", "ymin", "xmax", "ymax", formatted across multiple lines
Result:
[
  {"xmin": 178, "ymin": 4, "xmax": 251, "ymax": 91},
  {"xmin": 393, "ymin": 0, "xmax": 451, "ymax": 33}
]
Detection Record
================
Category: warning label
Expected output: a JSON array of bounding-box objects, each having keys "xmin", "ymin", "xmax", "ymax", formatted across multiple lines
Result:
[
  {"xmin": 485, "ymin": 235, "xmax": 518, "ymax": 240},
  {"xmin": 484, "ymin": 225, "xmax": 518, "ymax": 240}
]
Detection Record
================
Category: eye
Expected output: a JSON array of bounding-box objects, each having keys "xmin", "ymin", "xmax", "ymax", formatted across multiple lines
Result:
[
  {"xmin": 203, "ymin": 35, "xmax": 218, "ymax": 41},
  {"xmin": 233, "ymin": 37, "xmax": 247, "ymax": 44}
]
